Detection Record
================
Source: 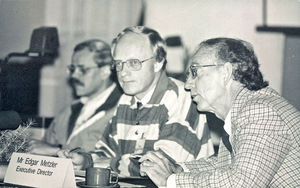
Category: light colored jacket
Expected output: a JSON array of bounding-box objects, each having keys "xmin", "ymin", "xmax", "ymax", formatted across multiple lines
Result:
[
  {"xmin": 45, "ymin": 85, "xmax": 122, "ymax": 152},
  {"xmin": 176, "ymin": 87, "xmax": 300, "ymax": 187}
]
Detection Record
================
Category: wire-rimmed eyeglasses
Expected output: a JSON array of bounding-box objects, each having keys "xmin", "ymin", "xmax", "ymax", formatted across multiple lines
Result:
[
  {"xmin": 112, "ymin": 56, "xmax": 155, "ymax": 72},
  {"xmin": 188, "ymin": 64, "xmax": 224, "ymax": 79},
  {"xmin": 67, "ymin": 63, "xmax": 110, "ymax": 75}
]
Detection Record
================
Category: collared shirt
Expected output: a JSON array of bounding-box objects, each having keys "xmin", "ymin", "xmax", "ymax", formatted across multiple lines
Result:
[
  {"xmin": 45, "ymin": 82, "xmax": 122, "ymax": 152},
  {"xmin": 134, "ymin": 85, "xmax": 156, "ymax": 107},
  {"xmin": 93, "ymin": 72, "xmax": 214, "ymax": 176},
  {"xmin": 75, "ymin": 83, "xmax": 116, "ymax": 127},
  {"xmin": 224, "ymin": 109, "xmax": 232, "ymax": 136},
  {"xmin": 66, "ymin": 83, "xmax": 117, "ymax": 145}
]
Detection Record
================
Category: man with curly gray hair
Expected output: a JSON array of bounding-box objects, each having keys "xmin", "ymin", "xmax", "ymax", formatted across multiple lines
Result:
[{"xmin": 140, "ymin": 37, "xmax": 300, "ymax": 187}]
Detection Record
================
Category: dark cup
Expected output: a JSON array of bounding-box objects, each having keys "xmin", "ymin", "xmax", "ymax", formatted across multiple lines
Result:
[{"xmin": 85, "ymin": 167, "xmax": 118, "ymax": 186}]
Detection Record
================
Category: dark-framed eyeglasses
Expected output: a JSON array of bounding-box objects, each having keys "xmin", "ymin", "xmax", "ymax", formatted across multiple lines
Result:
[
  {"xmin": 188, "ymin": 64, "xmax": 224, "ymax": 79},
  {"xmin": 112, "ymin": 56, "xmax": 155, "ymax": 72},
  {"xmin": 67, "ymin": 63, "xmax": 110, "ymax": 75}
]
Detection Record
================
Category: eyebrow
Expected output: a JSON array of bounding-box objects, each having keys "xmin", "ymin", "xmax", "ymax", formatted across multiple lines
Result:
[
  {"xmin": 74, "ymin": 64, "xmax": 85, "ymax": 67},
  {"xmin": 113, "ymin": 58, "xmax": 138, "ymax": 62},
  {"xmin": 190, "ymin": 61, "xmax": 200, "ymax": 65},
  {"xmin": 184, "ymin": 66, "xmax": 191, "ymax": 73}
]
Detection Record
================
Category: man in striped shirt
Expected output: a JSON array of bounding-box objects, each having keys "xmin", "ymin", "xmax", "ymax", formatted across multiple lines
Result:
[{"xmin": 60, "ymin": 26, "xmax": 214, "ymax": 176}]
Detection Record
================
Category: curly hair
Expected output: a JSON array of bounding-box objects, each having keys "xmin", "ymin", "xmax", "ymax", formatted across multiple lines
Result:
[
  {"xmin": 197, "ymin": 38, "xmax": 268, "ymax": 90},
  {"xmin": 73, "ymin": 39, "xmax": 115, "ymax": 81},
  {"xmin": 74, "ymin": 39, "xmax": 112, "ymax": 66},
  {"xmin": 111, "ymin": 26, "xmax": 167, "ymax": 70}
]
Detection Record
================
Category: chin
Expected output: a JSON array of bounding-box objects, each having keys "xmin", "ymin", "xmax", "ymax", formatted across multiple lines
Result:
[
  {"xmin": 75, "ymin": 91, "xmax": 83, "ymax": 97},
  {"xmin": 196, "ymin": 103, "xmax": 210, "ymax": 112},
  {"xmin": 74, "ymin": 87, "xmax": 85, "ymax": 95},
  {"xmin": 122, "ymin": 87, "xmax": 137, "ymax": 96},
  {"xmin": 75, "ymin": 89, "xmax": 90, "ymax": 97},
  {"xmin": 75, "ymin": 92, "xmax": 86, "ymax": 97}
]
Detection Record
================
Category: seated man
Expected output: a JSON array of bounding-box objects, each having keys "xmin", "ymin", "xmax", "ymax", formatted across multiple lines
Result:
[
  {"xmin": 28, "ymin": 39, "xmax": 122, "ymax": 155},
  {"xmin": 59, "ymin": 26, "xmax": 214, "ymax": 176},
  {"xmin": 140, "ymin": 37, "xmax": 300, "ymax": 187}
]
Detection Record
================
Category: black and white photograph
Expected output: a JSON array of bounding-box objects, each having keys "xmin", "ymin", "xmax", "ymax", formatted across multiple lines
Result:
[{"xmin": 0, "ymin": 0, "xmax": 299, "ymax": 187}]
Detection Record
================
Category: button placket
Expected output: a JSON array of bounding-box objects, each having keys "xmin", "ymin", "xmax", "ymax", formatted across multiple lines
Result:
[{"xmin": 135, "ymin": 101, "xmax": 142, "ymax": 125}]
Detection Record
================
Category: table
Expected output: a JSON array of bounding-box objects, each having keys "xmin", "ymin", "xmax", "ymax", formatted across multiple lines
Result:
[
  {"xmin": 76, "ymin": 173, "xmax": 157, "ymax": 188},
  {"xmin": 0, "ymin": 170, "xmax": 157, "ymax": 188},
  {"xmin": 1, "ymin": 179, "xmax": 157, "ymax": 188},
  {"xmin": 118, "ymin": 178, "xmax": 157, "ymax": 188}
]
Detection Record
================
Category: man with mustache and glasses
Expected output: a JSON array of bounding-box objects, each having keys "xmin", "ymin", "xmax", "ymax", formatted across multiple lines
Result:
[
  {"xmin": 139, "ymin": 38, "xmax": 300, "ymax": 188},
  {"xmin": 59, "ymin": 26, "xmax": 214, "ymax": 176},
  {"xmin": 28, "ymin": 39, "xmax": 122, "ymax": 156}
]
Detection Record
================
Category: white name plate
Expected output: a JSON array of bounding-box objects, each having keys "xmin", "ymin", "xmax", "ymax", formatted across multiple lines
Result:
[{"xmin": 4, "ymin": 152, "xmax": 76, "ymax": 188}]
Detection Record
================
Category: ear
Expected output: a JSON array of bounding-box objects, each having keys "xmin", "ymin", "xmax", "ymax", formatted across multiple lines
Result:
[
  {"xmin": 222, "ymin": 62, "xmax": 233, "ymax": 86},
  {"xmin": 154, "ymin": 58, "xmax": 164, "ymax": 73}
]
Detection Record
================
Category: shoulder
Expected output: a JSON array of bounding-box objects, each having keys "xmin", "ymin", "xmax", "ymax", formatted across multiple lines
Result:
[
  {"xmin": 162, "ymin": 77, "xmax": 191, "ymax": 106},
  {"xmin": 240, "ymin": 87, "xmax": 294, "ymax": 116},
  {"xmin": 53, "ymin": 99, "xmax": 79, "ymax": 120},
  {"xmin": 234, "ymin": 87, "xmax": 299, "ymax": 134},
  {"xmin": 167, "ymin": 77, "xmax": 185, "ymax": 94},
  {"xmin": 234, "ymin": 87, "xmax": 285, "ymax": 115},
  {"xmin": 164, "ymin": 77, "xmax": 190, "ymax": 99},
  {"xmin": 117, "ymin": 94, "xmax": 132, "ymax": 105}
]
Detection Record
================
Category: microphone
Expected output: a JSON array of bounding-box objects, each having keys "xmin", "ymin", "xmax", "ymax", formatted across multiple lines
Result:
[{"xmin": 0, "ymin": 111, "xmax": 22, "ymax": 130}]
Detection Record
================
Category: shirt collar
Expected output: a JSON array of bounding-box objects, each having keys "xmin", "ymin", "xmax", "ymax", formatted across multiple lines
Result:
[
  {"xmin": 80, "ymin": 96, "xmax": 89, "ymax": 104},
  {"xmin": 134, "ymin": 84, "xmax": 156, "ymax": 106},
  {"xmin": 224, "ymin": 109, "xmax": 232, "ymax": 136},
  {"xmin": 80, "ymin": 83, "xmax": 116, "ymax": 104},
  {"xmin": 76, "ymin": 83, "xmax": 116, "ymax": 125}
]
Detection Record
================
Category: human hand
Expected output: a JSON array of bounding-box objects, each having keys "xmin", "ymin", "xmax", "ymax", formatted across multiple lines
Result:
[
  {"xmin": 28, "ymin": 139, "xmax": 60, "ymax": 156},
  {"xmin": 57, "ymin": 149, "xmax": 85, "ymax": 170},
  {"xmin": 139, "ymin": 150, "xmax": 182, "ymax": 187}
]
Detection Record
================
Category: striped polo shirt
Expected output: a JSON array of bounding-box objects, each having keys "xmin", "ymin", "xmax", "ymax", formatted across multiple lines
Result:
[{"xmin": 92, "ymin": 71, "xmax": 214, "ymax": 176}]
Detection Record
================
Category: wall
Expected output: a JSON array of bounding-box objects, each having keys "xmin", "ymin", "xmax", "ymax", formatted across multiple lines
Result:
[
  {"xmin": 0, "ymin": 0, "xmax": 143, "ymax": 117},
  {"xmin": 283, "ymin": 36, "xmax": 300, "ymax": 110},
  {"xmin": 1, "ymin": 0, "xmax": 299, "ymax": 117},
  {"xmin": 38, "ymin": 0, "xmax": 142, "ymax": 117},
  {"xmin": 0, "ymin": 0, "xmax": 45, "ymax": 58},
  {"xmin": 0, "ymin": 0, "xmax": 46, "ymax": 116},
  {"xmin": 145, "ymin": 0, "xmax": 300, "ymax": 94}
]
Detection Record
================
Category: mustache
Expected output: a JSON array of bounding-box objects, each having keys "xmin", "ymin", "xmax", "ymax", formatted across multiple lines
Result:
[{"xmin": 70, "ymin": 78, "xmax": 84, "ymax": 86}]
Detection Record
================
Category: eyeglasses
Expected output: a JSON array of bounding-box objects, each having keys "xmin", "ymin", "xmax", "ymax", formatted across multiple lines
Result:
[
  {"xmin": 188, "ymin": 64, "xmax": 224, "ymax": 79},
  {"xmin": 67, "ymin": 63, "xmax": 110, "ymax": 75},
  {"xmin": 112, "ymin": 56, "xmax": 155, "ymax": 72}
]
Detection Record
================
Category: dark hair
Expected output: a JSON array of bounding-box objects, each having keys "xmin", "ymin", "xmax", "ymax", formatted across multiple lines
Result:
[
  {"xmin": 197, "ymin": 38, "xmax": 268, "ymax": 90},
  {"xmin": 74, "ymin": 39, "xmax": 112, "ymax": 66},
  {"xmin": 74, "ymin": 39, "xmax": 116, "ymax": 81},
  {"xmin": 111, "ymin": 26, "xmax": 167, "ymax": 70}
]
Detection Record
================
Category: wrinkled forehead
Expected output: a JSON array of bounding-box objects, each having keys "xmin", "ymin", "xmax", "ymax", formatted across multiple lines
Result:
[
  {"xmin": 72, "ymin": 48, "xmax": 95, "ymax": 65},
  {"xmin": 190, "ymin": 47, "xmax": 219, "ymax": 66}
]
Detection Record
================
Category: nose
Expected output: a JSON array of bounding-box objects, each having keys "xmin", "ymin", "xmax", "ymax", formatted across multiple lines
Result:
[
  {"xmin": 70, "ymin": 68, "xmax": 81, "ymax": 79},
  {"xmin": 119, "ymin": 62, "xmax": 131, "ymax": 77},
  {"xmin": 184, "ymin": 77, "xmax": 195, "ymax": 90}
]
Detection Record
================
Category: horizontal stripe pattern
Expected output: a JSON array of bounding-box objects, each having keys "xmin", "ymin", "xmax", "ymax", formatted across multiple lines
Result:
[
  {"xmin": 114, "ymin": 104, "xmax": 168, "ymax": 126},
  {"xmin": 113, "ymin": 123, "xmax": 160, "ymax": 140},
  {"xmin": 93, "ymin": 72, "xmax": 213, "ymax": 176}
]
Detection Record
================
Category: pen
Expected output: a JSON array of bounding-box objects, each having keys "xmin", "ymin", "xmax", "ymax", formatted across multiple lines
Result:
[
  {"xmin": 130, "ymin": 154, "xmax": 143, "ymax": 159},
  {"xmin": 69, "ymin": 147, "xmax": 81, "ymax": 153}
]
